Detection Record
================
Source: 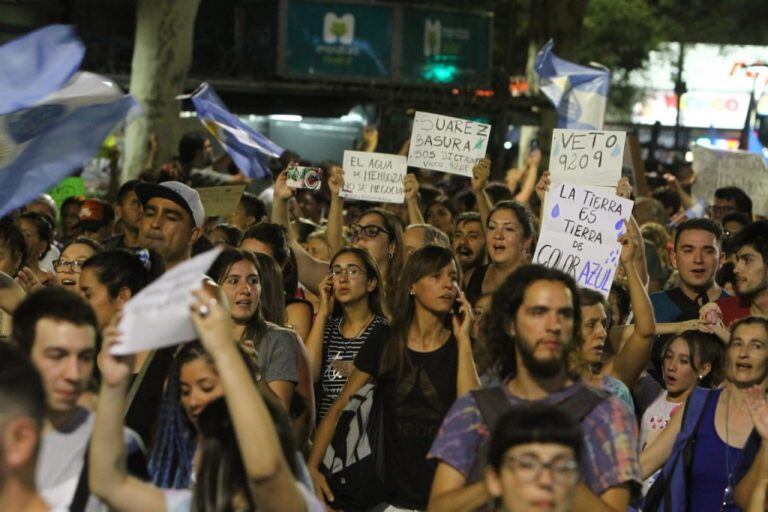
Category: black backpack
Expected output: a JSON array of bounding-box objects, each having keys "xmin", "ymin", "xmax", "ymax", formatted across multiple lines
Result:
[
  {"xmin": 321, "ymin": 383, "xmax": 388, "ymax": 512},
  {"xmin": 467, "ymin": 385, "xmax": 608, "ymax": 484}
]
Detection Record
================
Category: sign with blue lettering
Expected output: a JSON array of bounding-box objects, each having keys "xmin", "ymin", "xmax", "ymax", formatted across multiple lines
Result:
[
  {"xmin": 549, "ymin": 129, "xmax": 626, "ymax": 187},
  {"xmin": 533, "ymin": 183, "xmax": 634, "ymax": 297},
  {"xmin": 340, "ymin": 150, "xmax": 407, "ymax": 203}
]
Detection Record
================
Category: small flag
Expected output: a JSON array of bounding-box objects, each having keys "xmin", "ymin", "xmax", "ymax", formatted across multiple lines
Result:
[
  {"xmin": 0, "ymin": 72, "xmax": 139, "ymax": 217},
  {"xmin": 0, "ymin": 25, "xmax": 85, "ymax": 115},
  {"xmin": 534, "ymin": 39, "xmax": 610, "ymax": 130},
  {"xmin": 190, "ymin": 83, "xmax": 283, "ymax": 179}
]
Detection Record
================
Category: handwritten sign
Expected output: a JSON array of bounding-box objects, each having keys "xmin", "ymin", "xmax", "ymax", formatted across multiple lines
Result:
[
  {"xmin": 196, "ymin": 184, "xmax": 246, "ymax": 217},
  {"xmin": 407, "ymin": 111, "xmax": 491, "ymax": 177},
  {"xmin": 691, "ymin": 145, "xmax": 768, "ymax": 215},
  {"xmin": 549, "ymin": 129, "xmax": 626, "ymax": 187},
  {"xmin": 112, "ymin": 248, "xmax": 222, "ymax": 355},
  {"xmin": 533, "ymin": 183, "xmax": 633, "ymax": 297},
  {"xmin": 340, "ymin": 151, "xmax": 407, "ymax": 204}
]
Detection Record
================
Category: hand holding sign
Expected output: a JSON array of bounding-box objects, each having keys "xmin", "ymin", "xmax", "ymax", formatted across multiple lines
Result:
[
  {"xmin": 471, "ymin": 157, "xmax": 490, "ymax": 193},
  {"xmin": 327, "ymin": 164, "xmax": 344, "ymax": 197},
  {"xmin": 549, "ymin": 129, "xmax": 626, "ymax": 187}
]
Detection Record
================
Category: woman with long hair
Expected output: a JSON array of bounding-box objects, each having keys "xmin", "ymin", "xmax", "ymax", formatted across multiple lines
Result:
[
  {"xmin": 641, "ymin": 316, "xmax": 768, "ymax": 511},
  {"xmin": 464, "ymin": 200, "xmax": 535, "ymax": 306},
  {"xmin": 640, "ymin": 330, "xmax": 725, "ymax": 496},
  {"xmin": 54, "ymin": 236, "xmax": 103, "ymax": 293},
  {"xmin": 17, "ymin": 211, "xmax": 55, "ymax": 285},
  {"xmin": 89, "ymin": 287, "xmax": 324, "ymax": 512},
  {"xmin": 308, "ymin": 245, "xmax": 479, "ymax": 511},
  {"xmin": 206, "ymin": 248, "xmax": 314, "ymax": 449},
  {"xmin": 305, "ymin": 247, "xmax": 389, "ymax": 420}
]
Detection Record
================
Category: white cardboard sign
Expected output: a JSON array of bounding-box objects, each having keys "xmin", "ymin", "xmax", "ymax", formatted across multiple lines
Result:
[
  {"xmin": 112, "ymin": 248, "xmax": 223, "ymax": 355},
  {"xmin": 340, "ymin": 150, "xmax": 407, "ymax": 204},
  {"xmin": 549, "ymin": 129, "xmax": 626, "ymax": 187},
  {"xmin": 534, "ymin": 183, "xmax": 633, "ymax": 297},
  {"xmin": 407, "ymin": 111, "xmax": 491, "ymax": 177},
  {"xmin": 691, "ymin": 145, "xmax": 768, "ymax": 215}
]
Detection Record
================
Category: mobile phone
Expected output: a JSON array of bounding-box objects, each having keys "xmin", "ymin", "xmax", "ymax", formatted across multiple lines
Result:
[
  {"xmin": 286, "ymin": 165, "xmax": 323, "ymax": 190},
  {"xmin": 452, "ymin": 285, "xmax": 463, "ymax": 316}
]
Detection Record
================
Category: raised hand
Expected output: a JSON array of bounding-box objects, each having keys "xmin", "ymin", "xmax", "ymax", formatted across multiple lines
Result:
[
  {"xmin": 328, "ymin": 165, "xmax": 345, "ymax": 197},
  {"xmin": 404, "ymin": 173, "xmax": 420, "ymax": 203},
  {"xmin": 534, "ymin": 170, "xmax": 552, "ymax": 202},
  {"xmin": 745, "ymin": 385, "xmax": 768, "ymax": 441},
  {"xmin": 189, "ymin": 284, "xmax": 236, "ymax": 354},
  {"xmin": 274, "ymin": 170, "xmax": 295, "ymax": 200},
  {"xmin": 15, "ymin": 266, "xmax": 43, "ymax": 293},
  {"xmin": 98, "ymin": 325, "xmax": 135, "ymax": 387},
  {"xmin": 471, "ymin": 157, "xmax": 490, "ymax": 193},
  {"xmin": 618, "ymin": 221, "xmax": 638, "ymax": 264},
  {"xmin": 616, "ymin": 177, "xmax": 632, "ymax": 199}
]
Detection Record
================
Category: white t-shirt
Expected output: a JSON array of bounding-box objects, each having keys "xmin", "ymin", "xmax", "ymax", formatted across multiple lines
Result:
[
  {"xmin": 36, "ymin": 407, "xmax": 144, "ymax": 512},
  {"xmin": 640, "ymin": 390, "xmax": 683, "ymax": 495}
]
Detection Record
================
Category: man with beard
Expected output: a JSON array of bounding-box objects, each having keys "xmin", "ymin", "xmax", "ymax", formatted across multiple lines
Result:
[
  {"xmin": 428, "ymin": 265, "xmax": 639, "ymax": 512},
  {"xmin": 178, "ymin": 132, "xmax": 249, "ymax": 188},
  {"xmin": 647, "ymin": 218, "xmax": 727, "ymax": 380},
  {"xmin": 452, "ymin": 212, "xmax": 486, "ymax": 288},
  {"xmin": 0, "ymin": 343, "xmax": 51, "ymax": 512},
  {"xmin": 714, "ymin": 220, "xmax": 768, "ymax": 325}
]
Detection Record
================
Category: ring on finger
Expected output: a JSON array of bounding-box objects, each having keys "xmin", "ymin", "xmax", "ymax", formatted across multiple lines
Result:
[{"xmin": 198, "ymin": 304, "xmax": 210, "ymax": 318}]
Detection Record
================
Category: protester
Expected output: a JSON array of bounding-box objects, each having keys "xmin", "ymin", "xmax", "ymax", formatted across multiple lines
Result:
[
  {"xmin": 77, "ymin": 198, "xmax": 115, "ymax": 243},
  {"xmin": 206, "ymin": 248, "xmax": 314, "ymax": 448},
  {"xmin": 305, "ymin": 247, "xmax": 389, "ymax": 419},
  {"xmin": 429, "ymin": 265, "xmax": 639, "ymax": 512},
  {"xmin": 464, "ymin": 200, "xmax": 535, "ymax": 306},
  {"xmin": 105, "ymin": 180, "xmax": 143, "ymax": 250},
  {"xmin": 637, "ymin": 217, "xmax": 727, "ymax": 390},
  {"xmin": 17, "ymin": 212, "xmax": 55, "ymax": 285},
  {"xmin": 55, "ymin": 237, "xmax": 103, "ymax": 293},
  {"xmin": 135, "ymin": 181, "xmax": 204, "ymax": 270},
  {"xmin": 208, "ymin": 222, "xmax": 242, "ymax": 248},
  {"xmin": 240, "ymin": 221, "xmax": 313, "ymax": 341},
  {"xmin": 425, "ymin": 196, "xmax": 457, "ymax": 238},
  {"xmin": 452, "ymin": 212, "xmax": 487, "ymax": 287},
  {"xmin": 712, "ymin": 186, "xmax": 753, "ymax": 223},
  {"xmin": 639, "ymin": 330, "xmax": 724, "ymax": 496},
  {"xmin": 709, "ymin": 220, "xmax": 768, "ymax": 329},
  {"xmin": 59, "ymin": 196, "xmax": 85, "ymax": 246},
  {"xmin": 177, "ymin": 132, "xmax": 249, "ymax": 187},
  {"xmin": 484, "ymin": 405, "xmax": 582, "ymax": 512},
  {"xmin": 89, "ymin": 286, "xmax": 323, "ymax": 512},
  {"xmin": 641, "ymin": 316, "xmax": 767, "ymax": 511},
  {"xmin": 0, "ymin": 343, "xmax": 51, "ymax": 512},
  {"xmin": 404, "ymin": 223, "xmax": 451, "ymax": 258},
  {"xmin": 12, "ymin": 288, "xmax": 147, "ymax": 512},
  {"xmin": 226, "ymin": 190, "xmax": 267, "ymax": 231},
  {"xmin": 308, "ymin": 245, "xmax": 478, "ymax": 511}
]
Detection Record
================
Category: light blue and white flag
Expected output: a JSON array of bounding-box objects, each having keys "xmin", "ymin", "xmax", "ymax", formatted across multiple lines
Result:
[
  {"xmin": 0, "ymin": 72, "xmax": 139, "ymax": 217},
  {"xmin": 190, "ymin": 82, "xmax": 283, "ymax": 179},
  {"xmin": 0, "ymin": 24, "xmax": 85, "ymax": 115},
  {"xmin": 534, "ymin": 39, "xmax": 610, "ymax": 130}
]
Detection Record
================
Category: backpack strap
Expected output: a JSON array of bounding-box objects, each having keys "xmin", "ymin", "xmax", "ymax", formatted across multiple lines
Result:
[
  {"xmin": 69, "ymin": 443, "xmax": 90, "ymax": 512},
  {"xmin": 467, "ymin": 387, "xmax": 513, "ymax": 483},
  {"xmin": 555, "ymin": 386, "xmax": 608, "ymax": 423}
]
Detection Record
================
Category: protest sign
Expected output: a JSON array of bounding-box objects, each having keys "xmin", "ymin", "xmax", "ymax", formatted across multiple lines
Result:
[
  {"xmin": 340, "ymin": 150, "xmax": 407, "ymax": 203},
  {"xmin": 48, "ymin": 176, "xmax": 85, "ymax": 212},
  {"xmin": 196, "ymin": 184, "xmax": 246, "ymax": 218},
  {"xmin": 533, "ymin": 183, "xmax": 633, "ymax": 297},
  {"xmin": 407, "ymin": 111, "xmax": 491, "ymax": 177},
  {"xmin": 549, "ymin": 129, "xmax": 626, "ymax": 187},
  {"xmin": 112, "ymin": 248, "xmax": 222, "ymax": 355},
  {"xmin": 691, "ymin": 145, "xmax": 768, "ymax": 215}
]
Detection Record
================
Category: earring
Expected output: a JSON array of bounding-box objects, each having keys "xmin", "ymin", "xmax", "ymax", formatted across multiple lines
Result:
[
  {"xmin": 388, "ymin": 251, "xmax": 394, "ymax": 260},
  {"xmin": 409, "ymin": 290, "xmax": 415, "ymax": 296},
  {"xmin": 698, "ymin": 374, "xmax": 703, "ymax": 380}
]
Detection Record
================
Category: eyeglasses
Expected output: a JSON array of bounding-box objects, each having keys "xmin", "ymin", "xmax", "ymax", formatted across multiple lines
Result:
[
  {"xmin": 711, "ymin": 205, "xmax": 737, "ymax": 217},
  {"xmin": 502, "ymin": 455, "xmax": 579, "ymax": 485},
  {"xmin": 53, "ymin": 260, "xmax": 84, "ymax": 273},
  {"xmin": 349, "ymin": 224, "xmax": 390, "ymax": 241},
  {"xmin": 330, "ymin": 265, "xmax": 366, "ymax": 279}
]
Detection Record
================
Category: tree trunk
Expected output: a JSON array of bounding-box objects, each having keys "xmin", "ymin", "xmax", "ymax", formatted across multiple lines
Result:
[{"xmin": 123, "ymin": 0, "xmax": 201, "ymax": 181}]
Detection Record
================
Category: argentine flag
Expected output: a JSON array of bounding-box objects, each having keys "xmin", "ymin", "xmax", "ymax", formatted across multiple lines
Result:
[
  {"xmin": 0, "ymin": 26, "xmax": 138, "ymax": 217},
  {"xmin": 534, "ymin": 39, "xmax": 610, "ymax": 130},
  {"xmin": 190, "ymin": 83, "xmax": 283, "ymax": 179}
]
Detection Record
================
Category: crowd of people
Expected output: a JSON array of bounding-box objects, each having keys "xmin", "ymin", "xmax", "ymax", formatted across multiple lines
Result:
[{"xmin": 0, "ymin": 126, "xmax": 767, "ymax": 512}]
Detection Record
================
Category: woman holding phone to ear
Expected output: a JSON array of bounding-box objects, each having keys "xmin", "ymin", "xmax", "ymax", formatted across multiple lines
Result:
[
  {"xmin": 308, "ymin": 245, "xmax": 479, "ymax": 511},
  {"xmin": 305, "ymin": 247, "xmax": 390, "ymax": 420}
]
